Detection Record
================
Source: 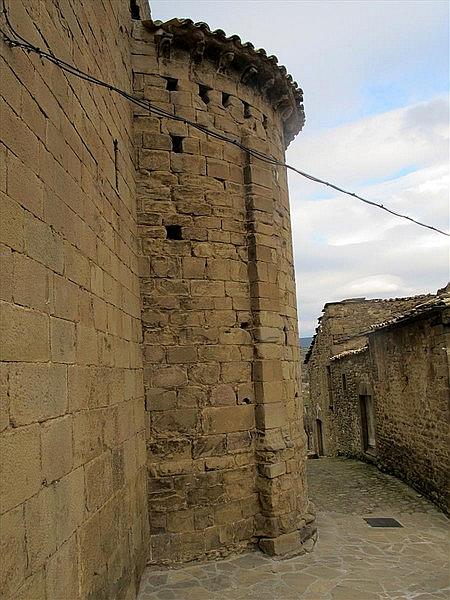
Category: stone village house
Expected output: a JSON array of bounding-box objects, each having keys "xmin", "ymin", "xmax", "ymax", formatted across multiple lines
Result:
[
  {"xmin": 304, "ymin": 288, "xmax": 450, "ymax": 514},
  {"xmin": 0, "ymin": 1, "xmax": 316, "ymax": 598}
]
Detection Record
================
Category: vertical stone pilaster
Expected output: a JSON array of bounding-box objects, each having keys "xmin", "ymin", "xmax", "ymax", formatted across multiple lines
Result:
[{"xmin": 243, "ymin": 133, "xmax": 316, "ymax": 556}]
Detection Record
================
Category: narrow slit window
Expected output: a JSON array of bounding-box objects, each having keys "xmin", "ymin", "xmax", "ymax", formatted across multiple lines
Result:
[
  {"xmin": 165, "ymin": 77, "xmax": 178, "ymax": 91},
  {"xmin": 222, "ymin": 92, "xmax": 230, "ymax": 107},
  {"xmin": 262, "ymin": 114, "xmax": 268, "ymax": 129},
  {"xmin": 130, "ymin": 0, "xmax": 140, "ymax": 19},
  {"xmin": 198, "ymin": 84, "xmax": 211, "ymax": 104},
  {"xmin": 165, "ymin": 225, "xmax": 182, "ymax": 240},
  {"xmin": 113, "ymin": 139, "xmax": 119, "ymax": 190},
  {"xmin": 171, "ymin": 136, "xmax": 184, "ymax": 153},
  {"xmin": 342, "ymin": 373, "xmax": 347, "ymax": 391}
]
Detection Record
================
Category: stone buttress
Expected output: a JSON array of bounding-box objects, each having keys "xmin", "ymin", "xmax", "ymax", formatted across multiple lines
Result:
[{"xmin": 131, "ymin": 18, "xmax": 316, "ymax": 563}]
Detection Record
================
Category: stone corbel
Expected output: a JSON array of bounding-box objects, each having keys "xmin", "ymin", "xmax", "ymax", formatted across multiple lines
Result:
[
  {"xmin": 241, "ymin": 64, "xmax": 258, "ymax": 84},
  {"xmin": 155, "ymin": 28, "xmax": 173, "ymax": 59},
  {"xmin": 217, "ymin": 50, "xmax": 235, "ymax": 74},
  {"xmin": 274, "ymin": 94, "xmax": 293, "ymax": 120},
  {"xmin": 261, "ymin": 77, "xmax": 275, "ymax": 95},
  {"xmin": 191, "ymin": 30, "xmax": 206, "ymax": 64}
]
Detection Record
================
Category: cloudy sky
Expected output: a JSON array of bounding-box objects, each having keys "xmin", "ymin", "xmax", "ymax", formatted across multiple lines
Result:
[{"xmin": 150, "ymin": 0, "xmax": 449, "ymax": 335}]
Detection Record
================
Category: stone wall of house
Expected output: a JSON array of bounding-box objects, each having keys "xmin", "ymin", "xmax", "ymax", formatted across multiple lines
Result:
[
  {"xmin": 328, "ymin": 350, "xmax": 372, "ymax": 459},
  {"xmin": 0, "ymin": 2, "xmax": 150, "ymax": 598},
  {"xmin": 131, "ymin": 20, "xmax": 314, "ymax": 563},
  {"xmin": 370, "ymin": 311, "xmax": 449, "ymax": 513},
  {"xmin": 305, "ymin": 296, "xmax": 430, "ymax": 456}
]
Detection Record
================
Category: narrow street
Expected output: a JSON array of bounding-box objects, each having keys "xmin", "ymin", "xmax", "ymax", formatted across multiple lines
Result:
[{"xmin": 138, "ymin": 458, "xmax": 449, "ymax": 599}]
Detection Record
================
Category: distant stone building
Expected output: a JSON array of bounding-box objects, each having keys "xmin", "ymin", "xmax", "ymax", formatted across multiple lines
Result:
[
  {"xmin": 305, "ymin": 289, "xmax": 450, "ymax": 513},
  {"xmin": 304, "ymin": 295, "xmax": 430, "ymax": 456}
]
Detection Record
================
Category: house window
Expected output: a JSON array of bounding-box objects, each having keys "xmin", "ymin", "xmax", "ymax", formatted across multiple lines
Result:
[{"xmin": 360, "ymin": 394, "xmax": 376, "ymax": 452}]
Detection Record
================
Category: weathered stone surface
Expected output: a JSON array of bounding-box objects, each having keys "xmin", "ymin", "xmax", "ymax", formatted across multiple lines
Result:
[
  {"xmin": 258, "ymin": 530, "xmax": 302, "ymax": 556},
  {"xmin": 0, "ymin": 3, "xmax": 149, "ymax": 596},
  {"xmin": 305, "ymin": 291, "xmax": 449, "ymax": 513},
  {"xmin": 133, "ymin": 22, "xmax": 311, "ymax": 564}
]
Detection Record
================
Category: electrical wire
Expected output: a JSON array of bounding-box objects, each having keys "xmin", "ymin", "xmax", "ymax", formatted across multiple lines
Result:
[{"xmin": 1, "ymin": 4, "xmax": 448, "ymax": 237}]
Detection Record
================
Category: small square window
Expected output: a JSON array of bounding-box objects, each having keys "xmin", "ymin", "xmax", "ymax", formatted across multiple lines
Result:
[
  {"xmin": 165, "ymin": 77, "xmax": 178, "ymax": 91},
  {"xmin": 165, "ymin": 225, "xmax": 182, "ymax": 240},
  {"xmin": 198, "ymin": 84, "xmax": 211, "ymax": 104},
  {"xmin": 171, "ymin": 136, "xmax": 184, "ymax": 153}
]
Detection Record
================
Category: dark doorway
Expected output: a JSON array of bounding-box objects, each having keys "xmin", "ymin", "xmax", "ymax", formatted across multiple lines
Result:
[
  {"xmin": 316, "ymin": 419, "xmax": 324, "ymax": 456},
  {"xmin": 360, "ymin": 394, "xmax": 376, "ymax": 452}
]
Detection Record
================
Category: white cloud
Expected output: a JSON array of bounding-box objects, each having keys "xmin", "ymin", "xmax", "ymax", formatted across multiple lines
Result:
[{"xmin": 291, "ymin": 97, "xmax": 449, "ymax": 335}]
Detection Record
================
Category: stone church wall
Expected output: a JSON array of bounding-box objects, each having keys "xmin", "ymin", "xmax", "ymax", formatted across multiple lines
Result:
[
  {"xmin": 1, "ymin": 0, "xmax": 315, "ymax": 591},
  {"xmin": 131, "ymin": 19, "xmax": 313, "ymax": 563},
  {"xmin": 0, "ymin": 2, "xmax": 149, "ymax": 598}
]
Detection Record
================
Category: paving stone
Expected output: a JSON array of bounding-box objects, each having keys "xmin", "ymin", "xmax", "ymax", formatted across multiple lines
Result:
[{"xmin": 138, "ymin": 458, "xmax": 449, "ymax": 599}]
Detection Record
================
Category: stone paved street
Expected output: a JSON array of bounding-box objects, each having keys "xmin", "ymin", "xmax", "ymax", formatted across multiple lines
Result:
[{"xmin": 138, "ymin": 458, "xmax": 450, "ymax": 599}]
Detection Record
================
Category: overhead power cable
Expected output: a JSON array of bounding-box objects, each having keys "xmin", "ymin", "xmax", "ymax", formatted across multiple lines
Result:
[{"xmin": 1, "ymin": 5, "xmax": 448, "ymax": 237}]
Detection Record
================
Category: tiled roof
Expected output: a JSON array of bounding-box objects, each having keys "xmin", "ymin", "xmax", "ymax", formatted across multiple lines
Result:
[
  {"xmin": 330, "ymin": 345, "xmax": 368, "ymax": 362},
  {"xmin": 370, "ymin": 293, "xmax": 449, "ymax": 332},
  {"xmin": 142, "ymin": 18, "xmax": 305, "ymax": 144}
]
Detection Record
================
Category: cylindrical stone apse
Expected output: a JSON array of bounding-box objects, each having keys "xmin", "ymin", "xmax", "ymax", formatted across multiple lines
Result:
[{"xmin": 132, "ymin": 18, "xmax": 316, "ymax": 564}]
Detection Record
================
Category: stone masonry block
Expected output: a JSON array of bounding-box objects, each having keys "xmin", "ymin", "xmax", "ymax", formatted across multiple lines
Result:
[
  {"xmin": 9, "ymin": 363, "xmax": 67, "ymax": 425},
  {"xmin": 259, "ymin": 462, "xmax": 287, "ymax": 479},
  {"xmin": 192, "ymin": 434, "xmax": 227, "ymax": 458},
  {"xmin": 24, "ymin": 213, "xmax": 64, "ymax": 273},
  {"xmin": 0, "ymin": 194, "xmax": 25, "ymax": 252},
  {"xmin": 167, "ymin": 509, "xmax": 194, "ymax": 533},
  {"xmin": 166, "ymin": 346, "xmax": 197, "ymax": 364},
  {"xmin": 1, "ymin": 423, "xmax": 41, "ymax": 514},
  {"xmin": 210, "ymin": 384, "xmax": 236, "ymax": 406},
  {"xmin": 191, "ymin": 280, "xmax": 225, "ymax": 297},
  {"xmin": 50, "ymin": 316, "xmax": 76, "ymax": 363},
  {"xmin": 182, "ymin": 257, "xmax": 206, "ymax": 278},
  {"xmin": 254, "ymin": 381, "xmax": 283, "ymax": 404},
  {"xmin": 203, "ymin": 405, "xmax": 255, "ymax": 434},
  {"xmin": 142, "ymin": 133, "xmax": 172, "ymax": 150},
  {"xmin": 139, "ymin": 149, "xmax": 170, "ymax": 171},
  {"xmin": 84, "ymin": 452, "xmax": 113, "ymax": 513},
  {"xmin": 255, "ymin": 403, "xmax": 287, "ymax": 430},
  {"xmin": 258, "ymin": 530, "xmax": 301, "ymax": 556},
  {"xmin": 53, "ymin": 467, "xmax": 85, "ymax": 546},
  {"xmin": 11, "ymin": 569, "xmax": 46, "ymax": 600},
  {"xmin": 0, "ymin": 302, "xmax": 49, "ymax": 362},
  {"xmin": 24, "ymin": 485, "xmax": 57, "ymax": 569},
  {"xmin": 45, "ymin": 535, "xmax": 79, "ymax": 600},
  {"xmin": 13, "ymin": 253, "xmax": 49, "ymax": 312},
  {"xmin": 153, "ymin": 365, "xmax": 188, "ymax": 388},
  {"xmin": 0, "ymin": 505, "xmax": 27, "ymax": 598},
  {"xmin": 41, "ymin": 415, "xmax": 73, "ymax": 483},
  {"xmin": 152, "ymin": 409, "xmax": 198, "ymax": 435},
  {"xmin": 73, "ymin": 410, "xmax": 104, "ymax": 467}
]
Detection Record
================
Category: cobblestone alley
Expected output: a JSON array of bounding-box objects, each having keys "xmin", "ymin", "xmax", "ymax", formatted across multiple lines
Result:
[{"xmin": 138, "ymin": 458, "xmax": 449, "ymax": 599}]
